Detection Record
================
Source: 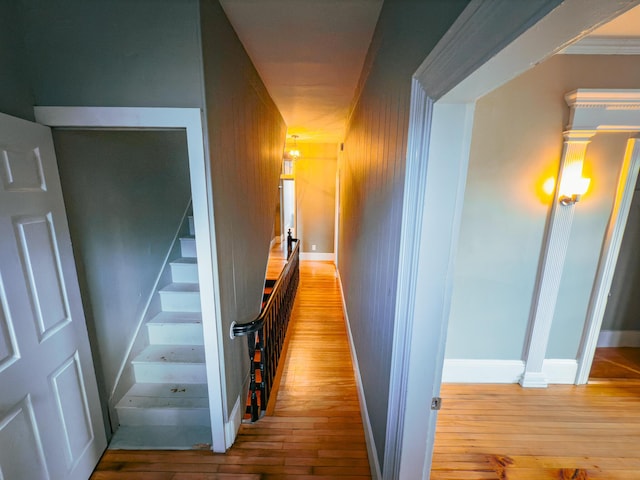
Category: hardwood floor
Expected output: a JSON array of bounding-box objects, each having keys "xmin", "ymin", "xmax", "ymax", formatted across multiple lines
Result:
[
  {"xmin": 590, "ymin": 347, "xmax": 640, "ymax": 379},
  {"xmin": 432, "ymin": 376, "xmax": 640, "ymax": 479},
  {"xmin": 91, "ymin": 260, "xmax": 371, "ymax": 480}
]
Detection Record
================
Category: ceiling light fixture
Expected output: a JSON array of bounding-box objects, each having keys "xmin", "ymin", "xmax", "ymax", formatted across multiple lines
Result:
[{"xmin": 289, "ymin": 135, "xmax": 300, "ymax": 160}]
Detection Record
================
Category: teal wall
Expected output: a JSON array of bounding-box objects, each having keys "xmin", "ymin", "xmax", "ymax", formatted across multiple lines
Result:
[
  {"xmin": 21, "ymin": 0, "xmax": 204, "ymax": 108},
  {"xmin": 0, "ymin": 1, "xmax": 34, "ymax": 120}
]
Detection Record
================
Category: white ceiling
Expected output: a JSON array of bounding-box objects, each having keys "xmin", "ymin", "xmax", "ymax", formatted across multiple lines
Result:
[
  {"xmin": 220, "ymin": 2, "xmax": 640, "ymax": 145},
  {"xmin": 219, "ymin": 0, "xmax": 383, "ymax": 145},
  {"xmin": 562, "ymin": 3, "xmax": 640, "ymax": 54},
  {"xmin": 589, "ymin": 3, "xmax": 640, "ymax": 36}
]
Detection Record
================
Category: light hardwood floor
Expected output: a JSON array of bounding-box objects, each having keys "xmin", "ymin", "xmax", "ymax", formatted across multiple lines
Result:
[
  {"xmin": 91, "ymin": 260, "xmax": 371, "ymax": 480},
  {"xmin": 432, "ymin": 377, "xmax": 640, "ymax": 479}
]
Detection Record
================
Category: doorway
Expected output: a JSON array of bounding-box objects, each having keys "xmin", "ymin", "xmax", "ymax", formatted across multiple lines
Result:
[
  {"xmin": 51, "ymin": 129, "xmax": 195, "ymax": 441},
  {"xmin": 34, "ymin": 107, "xmax": 229, "ymax": 452},
  {"xmin": 590, "ymin": 174, "xmax": 640, "ymax": 380}
]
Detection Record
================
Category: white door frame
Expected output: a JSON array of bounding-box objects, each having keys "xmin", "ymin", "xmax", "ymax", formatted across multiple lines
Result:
[
  {"xmin": 563, "ymin": 91, "xmax": 640, "ymax": 384},
  {"xmin": 33, "ymin": 107, "xmax": 228, "ymax": 452},
  {"xmin": 386, "ymin": 0, "xmax": 640, "ymax": 477}
]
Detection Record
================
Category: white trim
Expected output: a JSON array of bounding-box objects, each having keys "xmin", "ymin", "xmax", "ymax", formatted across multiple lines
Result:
[
  {"xmin": 442, "ymin": 359, "xmax": 577, "ymax": 384},
  {"xmin": 561, "ymin": 36, "xmax": 640, "ymax": 55},
  {"xmin": 337, "ymin": 270, "xmax": 382, "ymax": 480},
  {"xmin": 299, "ymin": 252, "xmax": 334, "ymax": 261},
  {"xmin": 395, "ymin": 1, "xmax": 640, "ymax": 477},
  {"xmin": 443, "ymin": 360, "xmax": 525, "ymax": 383},
  {"xmin": 439, "ymin": 0, "xmax": 640, "ymax": 104},
  {"xmin": 384, "ymin": 79, "xmax": 432, "ymax": 480},
  {"xmin": 33, "ymin": 106, "xmax": 228, "ymax": 452},
  {"xmin": 543, "ymin": 359, "xmax": 578, "ymax": 384},
  {"xmin": 225, "ymin": 393, "xmax": 243, "ymax": 447},
  {"xmin": 520, "ymin": 130, "xmax": 594, "ymax": 389},
  {"xmin": 597, "ymin": 330, "xmax": 640, "ymax": 347}
]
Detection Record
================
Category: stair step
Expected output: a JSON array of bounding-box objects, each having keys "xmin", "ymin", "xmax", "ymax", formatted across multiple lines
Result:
[
  {"xmin": 108, "ymin": 425, "xmax": 213, "ymax": 450},
  {"xmin": 159, "ymin": 283, "xmax": 200, "ymax": 312},
  {"xmin": 116, "ymin": 383, "xmax": 209, "ymax": 426},
  {"xmin": 188, "ymin": 215, "xmax": 195, "ymax": 236},
  {"xmin": 180, "ymin": 236, "xmax": 197, "ymax": 258},
  {"xmin": 147, "ymin": 312, "xmax": 203, "ymax": 345},
  {"xmin": 170, "ymin": 257, "xmax": 198, "ymax": 283},
  {"xmin": 132, "ymin": 345, "xmax": 206, "ymax": 383}
]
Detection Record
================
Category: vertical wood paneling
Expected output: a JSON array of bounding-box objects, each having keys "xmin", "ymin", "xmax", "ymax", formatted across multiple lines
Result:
[
  {"xmin": 200, "ymin": 0, "xmax": 287, "ymax": 416},
  {"xmin": 338, "ymin": 0, "xmax": 470, "ymax": 468}
]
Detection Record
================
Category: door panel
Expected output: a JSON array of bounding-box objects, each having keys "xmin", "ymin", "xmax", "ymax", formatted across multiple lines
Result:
[{"xmin": 0, "ymin": 112, "xmax": 106, "ymax": 480}]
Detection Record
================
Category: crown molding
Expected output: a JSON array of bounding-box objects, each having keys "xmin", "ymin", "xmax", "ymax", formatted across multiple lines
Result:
[
  {"xmin": 564, "ymin": 89, "xmax": 640, "ymax": 131},
  {"xmin": 561, "ymin": 36, "xmax": 640, "ymax": 55}
]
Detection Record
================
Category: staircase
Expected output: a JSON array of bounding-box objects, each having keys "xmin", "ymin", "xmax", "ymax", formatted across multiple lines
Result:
[{"xmin": 111, "ymin": 216, "xmax": 212, "ymax": 449}]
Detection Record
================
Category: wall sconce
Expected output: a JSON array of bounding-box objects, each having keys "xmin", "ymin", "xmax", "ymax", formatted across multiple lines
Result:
[{"xmin": 558, "ymin": 173, "xmax": 590, "ymax": 206}]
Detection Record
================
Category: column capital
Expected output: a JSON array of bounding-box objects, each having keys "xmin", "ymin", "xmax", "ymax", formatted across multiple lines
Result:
[{"xmin": 563, "ymin": 129, "xmax": 597, "ymax": 142}]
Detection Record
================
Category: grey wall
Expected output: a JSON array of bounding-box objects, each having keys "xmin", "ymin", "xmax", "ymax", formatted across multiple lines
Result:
[
  {"xmin": 601, "ymin": 174, "xmax": 640, "ymax": 332},
  {"xmin": 0, "ymin": 1, "xmax": 34, "ymax": 120},
  {"xmin": 200, "ymin": 0, "xmax": 287, "ymax": 415},
  {"xmin": 339, "ymin": 0, "xmax": 470, "ymax": 468},
  {"xmin": 446, "ymin": 54, "xmax": 640, "ymax": 361},
  {"xmin": 21, "ymin": 0, "xmax": 204, "ymax": 108},
  {"xmin": 52, "ymin": 130, "xmax": 191, "ymax": 405}
]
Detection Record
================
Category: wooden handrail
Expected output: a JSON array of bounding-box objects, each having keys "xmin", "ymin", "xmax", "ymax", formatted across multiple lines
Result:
[{"xmin": 232, "ymin": 237, "xmax": 300, "ymax": 421}]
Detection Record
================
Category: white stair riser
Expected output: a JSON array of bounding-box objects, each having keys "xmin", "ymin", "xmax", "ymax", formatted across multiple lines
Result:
[
  {"xmin": 159, "ymin": 291, "xmax": 201, "ymax": 312},
  {"xmin": 133, "ymin": 363, "xmax": 206, "ymax": 384},
  {"xmin": 147, "ymin": 324, "xmax": 204, "ymax": 345},
  {"xmin": 170, "ymin": 262, "xmax": 199, "ymax": 283},
  {"xmin": 180, "ymin": 237, "xmax": 197, "ymax": 258},
  {"xmin": 188, "ymin": 216, "xmax": 195, "ymax": 236},
  {"xmin": 116, "ymin": 407, "xmax": 210, "ymax": 426}
]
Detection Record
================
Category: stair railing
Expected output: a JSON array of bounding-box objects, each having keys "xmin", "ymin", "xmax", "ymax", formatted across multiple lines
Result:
[{"xmin": 232, "ymin": 235, "xmax": 300, "ymax": 422}]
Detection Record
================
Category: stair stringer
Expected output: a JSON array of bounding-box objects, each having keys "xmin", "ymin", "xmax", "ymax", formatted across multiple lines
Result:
[{"xmin": 108, "ymin": 201, "xmax": 194, "ymax": 432}]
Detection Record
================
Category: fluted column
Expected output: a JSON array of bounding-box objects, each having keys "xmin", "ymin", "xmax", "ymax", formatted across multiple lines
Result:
[{"xmin": 520, "ymin": 130, "xmax": 595, "ymax": 387}]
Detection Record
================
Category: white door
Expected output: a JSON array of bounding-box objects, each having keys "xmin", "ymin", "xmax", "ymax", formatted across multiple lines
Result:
[
  {"xmin": 282, "ymin": 178, "xmax": 296, "ymax": 237},
  {"xmin": 0, "ymin": 112, "xmax": 106, "ymax": 480}
]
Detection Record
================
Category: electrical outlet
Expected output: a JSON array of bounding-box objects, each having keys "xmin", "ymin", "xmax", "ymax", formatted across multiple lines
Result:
[{"xmin": 312, "ymin": 244, "xmax": 317, "ymax": 251}]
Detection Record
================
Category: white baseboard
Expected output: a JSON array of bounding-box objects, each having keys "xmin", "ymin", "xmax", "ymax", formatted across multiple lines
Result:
[
  {"xmin": 597, "ymin": 330, "xmax": 640, "ymax": 347},
  {"xmin": 542, "ymin": 359, "xmax": 578, "ymax": 384},
  {"xmin": 337, "ymin": 270, "xmax": 382, "ymax": 480},
  {"xmin": 443, "ymin": 359, "xmax": 525, "ymax": 383},
  {"xmin": 225, "ymin": 393, "xmax": 243, "ymax": 447},
  {"xmin": 443, "ymin": 358, "xmax": 577, "ymax": 384},
  {"xmin": 270, "ymin": 236, "xmax": 279, "ymax": 248},
  {"xmin": 300, "ymin": 252, "xmax": 335, "ymax": 261}
]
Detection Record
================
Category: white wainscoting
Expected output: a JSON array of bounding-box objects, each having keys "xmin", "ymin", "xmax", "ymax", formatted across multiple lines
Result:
[
  {"xmin": 443, "ymin": 359, "xmax": 578, "ymax": 384},
  {"xmin": 598, "ymin": 330, "xmax": 640, "ymax": 348}
]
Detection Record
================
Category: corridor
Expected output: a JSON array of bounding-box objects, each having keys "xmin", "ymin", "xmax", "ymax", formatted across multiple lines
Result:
[{"xmin": 91, "ymin": 260, "xmax": 372, "ymax": 479}]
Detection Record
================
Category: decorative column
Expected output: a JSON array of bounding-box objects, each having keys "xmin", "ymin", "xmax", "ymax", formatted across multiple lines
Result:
[{"xmin": 520, "ymin": 129, "xmax": 595, "ymax": 388}]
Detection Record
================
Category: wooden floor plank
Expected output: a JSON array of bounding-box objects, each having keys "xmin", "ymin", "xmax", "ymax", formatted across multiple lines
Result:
[{"xmin": 433, "ymin": 369, "xmax": 640, "ymax": 479}]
